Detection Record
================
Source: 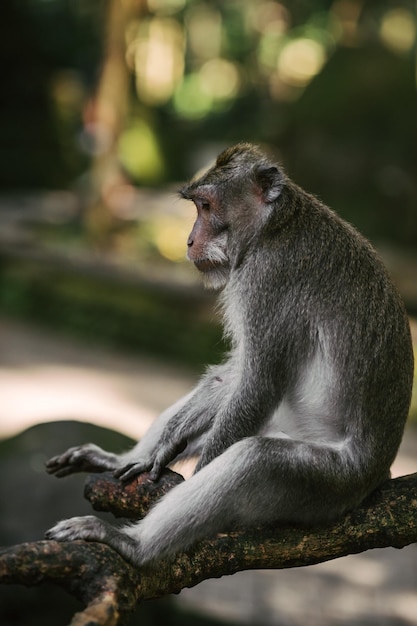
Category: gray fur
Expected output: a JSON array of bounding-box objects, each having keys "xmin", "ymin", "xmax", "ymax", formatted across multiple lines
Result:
[{"xmin": 46, "ymin": 143, "xmax": 414, "ymax": 567}]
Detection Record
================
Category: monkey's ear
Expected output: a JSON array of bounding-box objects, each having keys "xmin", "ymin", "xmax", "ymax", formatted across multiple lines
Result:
[{"xmin": 254, "ymin": 165, "xmax": 283, "ymax": 203}]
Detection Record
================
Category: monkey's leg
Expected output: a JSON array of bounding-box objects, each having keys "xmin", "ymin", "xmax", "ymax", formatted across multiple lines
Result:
[{"xmin": 47, "ymin": 436, "xmax": 360, "ymax": 566}]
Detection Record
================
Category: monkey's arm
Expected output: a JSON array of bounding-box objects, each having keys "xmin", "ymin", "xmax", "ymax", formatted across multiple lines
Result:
[
  {"xmin": 114, "ymin": 390, "xmax": 198, "ymax": 481},
  {"xmin": 116, "ymin": 366, "xmax": 231, "ymax": 481},
  {"xmin": 197, "ymin": 358, "xmax": 283, "ymax": 470},
  {"xmin": 196, "ymin": 404, "xmax": 269, "ymax": 470},
  {"xmin": 151, "ymin": 375, "xmax": 274, "ymax": 476},
  {"xmin": 47, "ymin": 364, "xmax": 229, "ymax": 481},
  {"xmin": 46, "ymin": 390, "xmax": 197, "ymax": 478}
]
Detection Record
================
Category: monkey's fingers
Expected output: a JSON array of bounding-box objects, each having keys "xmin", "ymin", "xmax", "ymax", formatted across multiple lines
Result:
[
  {"xmin": 46, "ymin": 444, "xmax": 117, "ymax": 476},
  {"xmin": 45, "ymin": 452, "xmax": 78, "ymax": 476},
  {"xmin": 52, "ymin": 466, "xmax": 82, "ymax": 479},
  {"xmin": 45, "ymin": 457, "xmax": 59, "ymax": 472},
  {"xmin": 149, "ymin": 439, "xmax": 188, "ymax": 481},
  {"xmin": 149, "ymin": 463, "xmax": 163, "ymax": 481},
  {"xmin": 114, "ymin": 460, "xmax": 152, "ymax": 482},
  {"xmin": 149, "ymin": 451, "xmax": 172, "ymax": 481}
]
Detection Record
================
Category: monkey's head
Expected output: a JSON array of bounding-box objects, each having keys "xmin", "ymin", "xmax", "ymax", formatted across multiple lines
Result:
[{"xmin": 180, "ymin": 143, "xmax": 286, "ymax": 289}]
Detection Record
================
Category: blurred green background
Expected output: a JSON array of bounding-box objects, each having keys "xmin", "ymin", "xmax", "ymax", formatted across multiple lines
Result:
[
  {"xmin": 0, "ymin": 0, "xmax": 415, "ymax": 402},
  {"xmin": 1, "ymin": 0, "xmax": 416, "ymax": 233}
]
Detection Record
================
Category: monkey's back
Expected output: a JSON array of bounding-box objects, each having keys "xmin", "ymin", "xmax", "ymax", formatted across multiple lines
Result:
[{"xmin": 236, "ymin": 180, "xmax": 414, "ymax": 485}]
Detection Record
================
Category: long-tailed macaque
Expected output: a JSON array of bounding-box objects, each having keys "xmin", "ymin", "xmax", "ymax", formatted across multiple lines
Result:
[{"xmin": 46, "ymin": 143, "xmax": 414, "ymax": 566}]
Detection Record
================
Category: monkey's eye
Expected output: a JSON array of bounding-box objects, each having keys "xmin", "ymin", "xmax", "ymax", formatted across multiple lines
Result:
[{"xmin": 200, "ymin": 200, "xmax": 210, "ymax": 212}]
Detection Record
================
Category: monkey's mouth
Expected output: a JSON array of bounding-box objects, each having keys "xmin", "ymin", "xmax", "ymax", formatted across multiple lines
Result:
[{"xmin": 194, "ymin": 259, "xmax": 227, "ymax": 272}]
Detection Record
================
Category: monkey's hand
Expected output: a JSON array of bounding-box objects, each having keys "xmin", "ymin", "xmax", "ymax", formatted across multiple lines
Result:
[
  {"xmin": 148, "ymin": 438, "xmax": 188, "ymax": 481},
  {"xmin": 112, "ymin": 432, "xmax": 189, "ymax": 483},
  {"xmin": 113, "ymin": 458, "xmax": 153, "ymax": 483},
  {"xmin": 46, "ymin": 443, "xmax": 119, "ymax": 478}
]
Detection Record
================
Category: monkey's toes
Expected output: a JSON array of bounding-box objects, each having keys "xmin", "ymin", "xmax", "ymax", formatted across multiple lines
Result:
[{"xmin": 45, "ymin": 516, "xmax": 106, "ymax": 542}]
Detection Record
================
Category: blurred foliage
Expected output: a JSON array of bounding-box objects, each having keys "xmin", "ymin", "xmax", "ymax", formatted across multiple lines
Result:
[
  {"xmin": 0, "ymin": 0, "xmax": 414, "ymax": 439},
  {"xmin": 0, "ymin": 0, "xmax": 415, "ymax": 244},
  {"xmin": 0, "ymin": 0, "xmax": 415, "ymax": 393},
  {"xmin": 0, "ymin": 255, "xmax": 224, "ymax": 367},
  {"xmin": 0, "ymin": 0, "xmax": 101, "ymax": 187}
]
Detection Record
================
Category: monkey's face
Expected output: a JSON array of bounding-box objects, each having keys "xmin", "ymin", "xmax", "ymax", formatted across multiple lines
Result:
[
  {"xmin": 179, "ymin": 143, "xmax": 285, "ymax": 289},
  {"xmin": 185, "ymin": 189, "xmax": 231, "ymax": 290}
]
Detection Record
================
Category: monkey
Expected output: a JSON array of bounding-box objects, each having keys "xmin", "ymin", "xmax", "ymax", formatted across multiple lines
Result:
[{"xmin": 45, "ymin": 142, "xmax": 414, "ymax": 567}]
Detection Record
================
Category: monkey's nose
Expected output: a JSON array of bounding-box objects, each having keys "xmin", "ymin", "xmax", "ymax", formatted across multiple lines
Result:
[{"xmin": 187, "ymin": 236, "xmax": 193, "ymax": 247}]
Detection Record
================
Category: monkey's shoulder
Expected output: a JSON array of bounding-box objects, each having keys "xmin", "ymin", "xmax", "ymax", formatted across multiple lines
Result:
[{"xmin": 270, "ymin": 190, "xmax": 387, "ymax": 280}]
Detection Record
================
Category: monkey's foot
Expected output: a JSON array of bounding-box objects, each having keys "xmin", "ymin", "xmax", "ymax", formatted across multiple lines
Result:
[
  {"xmin": 45, "ymin": 516, "xmax": 140, "ymax": 565},
  {"xmin": 45, "ymin": 515, "xmax": 111, "ymax": 542}
]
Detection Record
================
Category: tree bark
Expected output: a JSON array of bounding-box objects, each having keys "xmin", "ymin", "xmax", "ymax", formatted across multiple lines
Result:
[{"xmin": 1, "ymin": 470, "xmax": 416, "ymax": 626}]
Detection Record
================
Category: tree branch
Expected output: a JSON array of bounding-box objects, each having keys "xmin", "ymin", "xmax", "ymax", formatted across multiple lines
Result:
[{"xmin": 1, "ymin": 471, "xmax": 417, "ymax": 626}]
